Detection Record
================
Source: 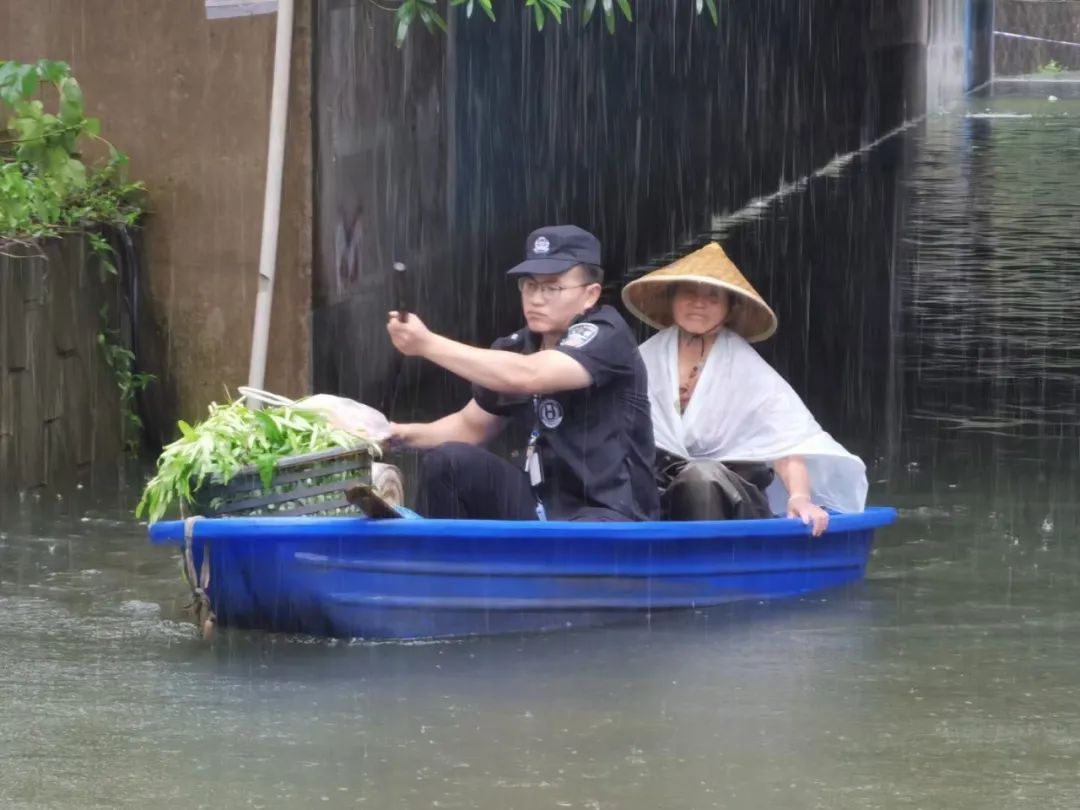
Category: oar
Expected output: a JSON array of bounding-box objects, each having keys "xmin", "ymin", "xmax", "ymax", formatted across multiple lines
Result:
[
  {"xmin": 345, "ymin": 483, "xmax": 402, "ymax": 519},
  {"xmin": 393, "ymin": 261, "xmax": 409, "ymax": 321}
]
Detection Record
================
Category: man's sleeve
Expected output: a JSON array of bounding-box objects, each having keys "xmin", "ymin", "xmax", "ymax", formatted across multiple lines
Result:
[
  {"xmin": 552, "ymin": 319, "xmax": 636, "ymax": 388},
  {"xmin": 472, "ymin": 335, "xmax": 531, "ymax": 415}
]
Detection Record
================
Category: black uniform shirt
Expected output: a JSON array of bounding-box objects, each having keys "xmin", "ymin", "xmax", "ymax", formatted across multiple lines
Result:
[{"xmin": 473, "ymin": 305, "xmax": 659, "ymax": 521}]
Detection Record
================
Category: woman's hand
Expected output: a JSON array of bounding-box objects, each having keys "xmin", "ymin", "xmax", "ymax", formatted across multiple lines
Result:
[
  {"xmin": 387, "ymin": 311, "xmax": 434, "ymax": 357},
  {"xmin": 788, "ymin": 494, "xmax": 829, "ymax": 537}
]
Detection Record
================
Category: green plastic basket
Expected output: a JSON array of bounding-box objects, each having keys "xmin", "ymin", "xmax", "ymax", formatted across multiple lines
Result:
[{"xmin": 188, "ymin": 446, "xmax": 373, "ymax": 518}]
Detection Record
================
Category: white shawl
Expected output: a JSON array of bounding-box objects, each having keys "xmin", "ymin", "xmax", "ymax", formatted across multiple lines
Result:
[{"xmin": 639, "ymin": 327, "xmax": 868, "ymax": 514}]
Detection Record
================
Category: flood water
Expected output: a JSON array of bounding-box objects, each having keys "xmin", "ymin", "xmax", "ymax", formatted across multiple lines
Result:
[{"xmin": 3, "ymin": 91, "xmax": 1080, "ymax": 808}]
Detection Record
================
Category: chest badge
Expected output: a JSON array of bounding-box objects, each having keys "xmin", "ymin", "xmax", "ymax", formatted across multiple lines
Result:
[{"xmin": 537, "ymin": 398, "xmax": 564, "ymax": 429}]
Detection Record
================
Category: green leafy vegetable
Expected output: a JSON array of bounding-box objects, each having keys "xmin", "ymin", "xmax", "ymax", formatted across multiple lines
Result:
[{"xmin": 136, "ymin": 398, "xmax": 378, "ymax": 524}]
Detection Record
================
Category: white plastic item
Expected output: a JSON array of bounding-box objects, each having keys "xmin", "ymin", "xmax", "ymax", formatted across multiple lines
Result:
[
  {"xmin": 238, "ymin": 386, "xmax": 295, "ymax": 409},
  {"xmin": 296, "ymin": 394, "xmax": 393, "ymax": 443},
  {"xmin": 237, "ymin": 387, "xmax": 393, "ymax": 443}
]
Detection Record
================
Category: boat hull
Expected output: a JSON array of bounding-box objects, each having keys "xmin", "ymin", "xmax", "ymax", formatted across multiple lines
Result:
[{"xmin": 149, "ymin": 509, "xmax": 896, "ymax": 639}]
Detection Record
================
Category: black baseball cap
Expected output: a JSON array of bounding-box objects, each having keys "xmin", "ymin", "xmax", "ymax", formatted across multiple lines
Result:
[{"xmin": 506, "ymin": 225, "xmax": 602, "ymax": 276}]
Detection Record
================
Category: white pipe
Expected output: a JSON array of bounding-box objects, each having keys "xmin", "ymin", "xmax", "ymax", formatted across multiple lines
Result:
[{"xmin": 246, "ymin": 0, "xmax": 295, "ymax": 406}]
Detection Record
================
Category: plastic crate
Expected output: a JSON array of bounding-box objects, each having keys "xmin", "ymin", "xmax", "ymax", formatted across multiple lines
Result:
[{"xmin": 188, "ymin": 446, "xmax": 373, "ymax": 518}]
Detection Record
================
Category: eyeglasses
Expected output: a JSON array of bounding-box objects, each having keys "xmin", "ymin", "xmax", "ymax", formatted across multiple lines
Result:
[{"xmin": 517, "ymin": 279, "xmax": 594, "ymax": 300}]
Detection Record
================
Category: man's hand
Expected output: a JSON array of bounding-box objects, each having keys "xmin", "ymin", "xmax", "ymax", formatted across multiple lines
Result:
[
  {"xmin": 386, "ymin": 312, "xmax": 591, "ymax": 396},
  {"xmin": 387, "ymin": 311, "xmax": 434, "ymax": 357},
  {"xmin": 385, "ymin": 421, "xmax": 412, "ymax": 450}
]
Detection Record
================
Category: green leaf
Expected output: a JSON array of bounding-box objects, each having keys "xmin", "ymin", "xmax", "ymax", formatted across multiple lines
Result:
[
  {"xmin": 583, "ymin": 0, "xmax": 597, "ymax": 24},
  {"xmin": 88, "ymin": 232, "xmax": 115, "ymax": 255},
  {"xmin": 64, "ymin": 157, "xmax": 87, "ymax": 190},
  {"xmin": 0, "ymin": 83, "xmax": 21, "ymax": 105},
  {"xmin": 537, "ymin": 0, "xmax": 569, "ymax": 24},
  {"xmin": 11, "ymin": 112, "xmax": 43, "ymax": 143},
  {"xmin": 616, "ymin": 0, "xmax": 632, "ymax": 22},
  {"xmin": 15, "ymin": 63, "xmax": 39, "ymax": 101},
  {"xmin": 479, "ymin": 0, "xmax": 496, "ymax": 21},
  {"xmin": 451, "ymin": 0, "xmax": 476, "ymax": 18},
  {"xmin": 534, "ymin": 2, "xmax": 545, "ymax": 30},
  {"xmin": 43, "ymin": 144, "xmax": 69, "ymax": 174},
  {"xmin": 108, "ymin": 143, "xmax": 130, "ymax": 166},
  {"xmin": 35, "ymin": 59, "xmax": 70, "ymax": 84},
  {"xmin": 59, "ymin": 78, "xmax": 84, "ymax": 121},
  {"xmin": 599, "ymin": 0, "xmax": 615, "ymax": 32},
  {"xmin": 417, "ymin": 3, "xmax": 448, "ymax": 33},
  {"xmin": 255, "ymin": 453, "xmax": 277, "ymax": 492},
  {"xmin": 703, "ymin": 0, "xmax": 718, "ymax": 24},
  {"xmin": 395, "ymin": 1, "xmax": 417, "ymax": 47},
  {"xmin": 60, "ymin": 100, "xmax": 83, "ymax": 127}
]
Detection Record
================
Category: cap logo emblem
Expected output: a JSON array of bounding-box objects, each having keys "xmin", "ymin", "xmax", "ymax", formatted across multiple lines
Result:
[{"xmin": 533, "ymin": 236, "xmax": 551, "ymax": 255}]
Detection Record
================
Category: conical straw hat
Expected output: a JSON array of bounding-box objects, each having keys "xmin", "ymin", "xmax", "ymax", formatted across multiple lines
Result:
[{"xmin": 621, "ymin": 242, "xmax": 778, "ymax": 342}]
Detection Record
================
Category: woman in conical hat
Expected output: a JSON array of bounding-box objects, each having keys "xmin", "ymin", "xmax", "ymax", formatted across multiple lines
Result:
[{"xmin": 622, "ymin": 242, "xmax": 868, "ymax": 533}]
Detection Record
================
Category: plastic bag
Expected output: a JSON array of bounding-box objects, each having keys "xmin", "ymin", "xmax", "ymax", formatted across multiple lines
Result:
[{"xmin": 239, "ymin": 387, "xmax": 392, "ymax": 443}]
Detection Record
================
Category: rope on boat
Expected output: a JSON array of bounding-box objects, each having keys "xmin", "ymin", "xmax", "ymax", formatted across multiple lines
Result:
[{"xmin": 181, "ymin": 516, "xmax": 216, "ymax": 641}]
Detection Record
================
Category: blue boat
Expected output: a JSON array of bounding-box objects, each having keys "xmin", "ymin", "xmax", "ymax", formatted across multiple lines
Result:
[{"xmin": 148, "ymin": 508, "xmax": 896, "ymax": 640}]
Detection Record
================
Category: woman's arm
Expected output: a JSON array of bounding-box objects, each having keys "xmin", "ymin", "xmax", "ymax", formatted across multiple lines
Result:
[{"xmin": 773, "ymin": 455, "xmax": 829, "ymax": 537}]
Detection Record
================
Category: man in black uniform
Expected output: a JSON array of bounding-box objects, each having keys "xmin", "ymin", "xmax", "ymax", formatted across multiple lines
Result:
[{"xmin": 387, "ymin": 225, "xmax": 658, "ymax": 522}]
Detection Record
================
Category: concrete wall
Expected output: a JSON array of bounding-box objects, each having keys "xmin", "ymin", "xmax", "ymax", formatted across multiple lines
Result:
[
  {"xmin": 996, "ymin": 0, "xmax": 1080, "ymax": 75},
  {"xmin": 0, "ymin": 238, "xmax": 124, "ymax": 491},
  {"xmin": 0, "ymin": 0, "xmax": 313, "ymax": 445},
  {"xmin": 312, "ymin": 0, "xmax": 452, "ymax": 414}
]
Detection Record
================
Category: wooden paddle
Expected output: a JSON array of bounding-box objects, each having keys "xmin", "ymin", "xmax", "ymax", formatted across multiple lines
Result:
[{"xmin": 345, "ymin": 482, "xmax": 402, "ymax": 519}]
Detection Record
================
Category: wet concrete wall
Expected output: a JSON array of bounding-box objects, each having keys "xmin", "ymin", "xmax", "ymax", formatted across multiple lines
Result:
[
  {"xmin": 312, "ymin": 0, "xmax": 451, "ymax": 414},
  {"xmin": 0, "ymin": 238, "xmax": 124, "ymax": 492},
  {"xmin": 0, "ymin": 0, "xmax": 314, "ymax": 444},
  {"xmin": 313, "ymin": 0, "xmax": 935, "ymax": 416},
  {"xmin": 995, "ymin": 0, "xmax": 1080, "ymax": 75}
]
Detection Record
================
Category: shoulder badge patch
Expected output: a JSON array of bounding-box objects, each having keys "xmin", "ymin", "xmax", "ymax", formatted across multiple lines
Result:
[{"xmin": 560, "ymin": 323, "xmax": 600, "ymax": 349}]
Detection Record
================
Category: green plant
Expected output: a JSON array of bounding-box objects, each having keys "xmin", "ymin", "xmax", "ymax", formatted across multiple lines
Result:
[
  {"xmin": 136, "ymin": 399, "xmax": 379, "ymax": 524},
  {"xmin": 0, "ymin": 59, "xmax": 143, "ymax": 241},
  {"xmin": 97, "ymin": 326, "xmax": 156, "ymax": 455},
  {"xmin": 1039, "ymin": 59, "xmax": 1065, "ymax": 76},
  {"xmin": 3, "ymin": 59, "xmax": 151, "ymax": 453},
  {"xmin": 95, "ymin": 281, "xmax": 155, "ymax": 457},
  {"xmin": 393, "ymin": 0, "xmax": 718, "ymax": 47}
]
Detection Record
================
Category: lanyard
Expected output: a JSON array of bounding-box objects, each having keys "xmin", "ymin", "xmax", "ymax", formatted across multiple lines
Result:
[{"xmin": 524, "ymin": 395, "xmax": 548, "ymax": 521}]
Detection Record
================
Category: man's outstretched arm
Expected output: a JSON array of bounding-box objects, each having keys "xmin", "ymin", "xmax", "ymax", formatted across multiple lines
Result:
[
  {"xmin": 390, "ymin": 399, "xmax": 506, "ymax": 450},
  {"xmin": 387, "ymin": 312, "xmax": 592, "ymax": 396}
]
